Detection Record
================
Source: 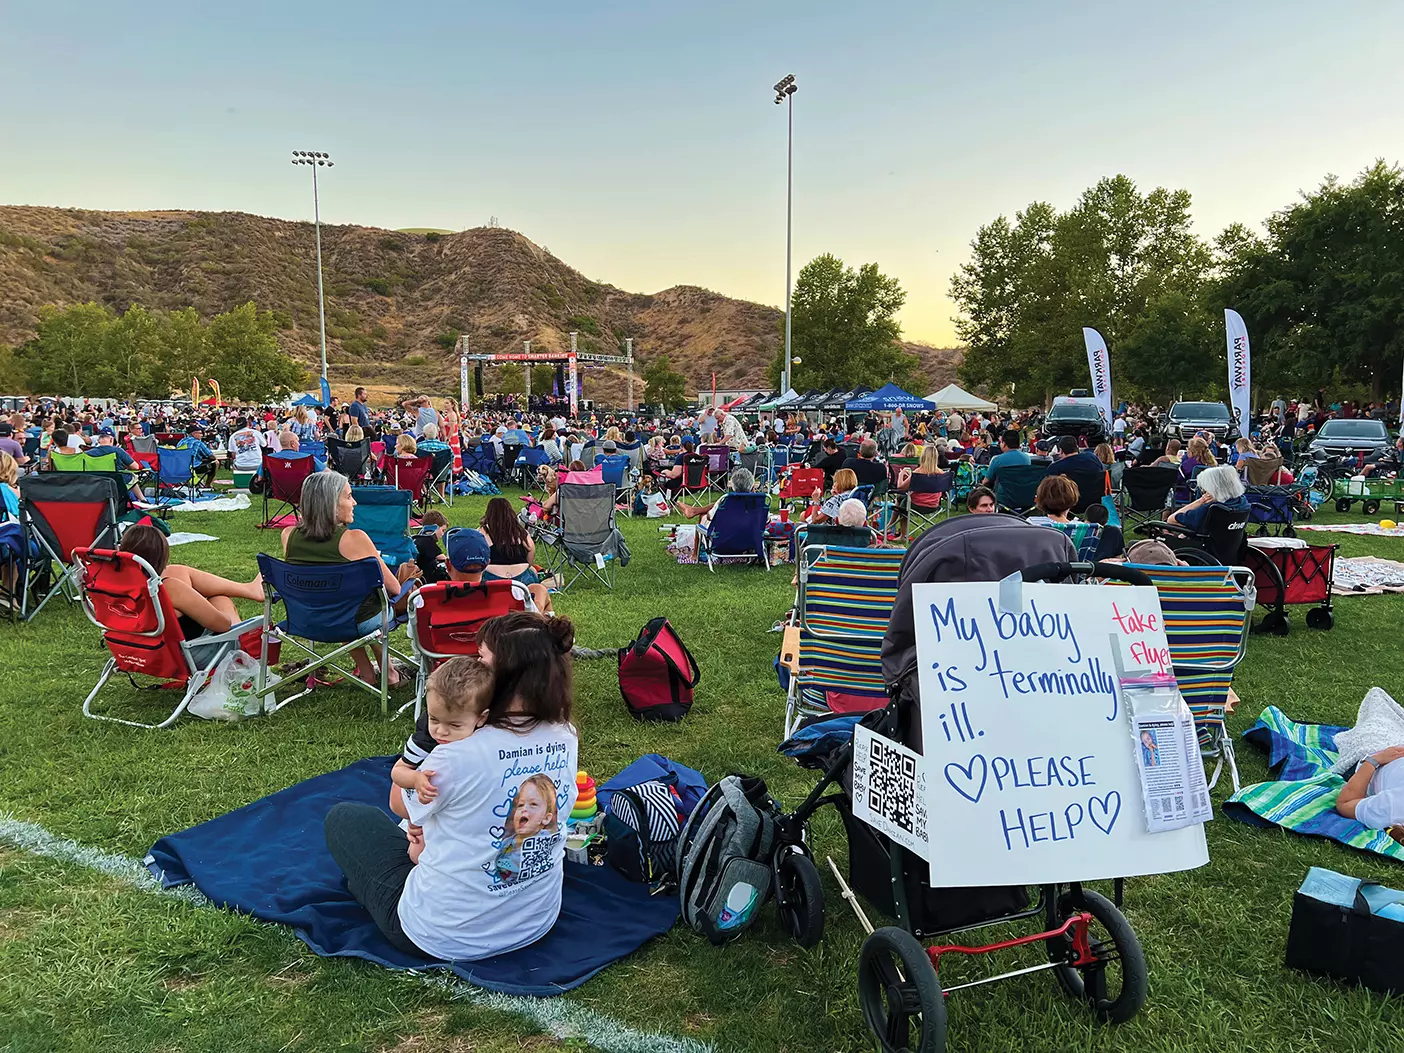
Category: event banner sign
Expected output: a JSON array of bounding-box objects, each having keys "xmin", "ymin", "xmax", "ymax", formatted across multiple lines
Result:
[
  {"xmin": 1081, "ymin": 328, "xmax": 1113, "ymax": 422},
  {"xmin": 460, "ymin": 351, "xmax": 469, "ymax": 410},
  {"xmin": 904, "ymin": 581, "xmax": 1209, "ymax": 887},
  {"xmin": 1225, "ymin": 309, "xmax": 1252, "ymax": 431}
]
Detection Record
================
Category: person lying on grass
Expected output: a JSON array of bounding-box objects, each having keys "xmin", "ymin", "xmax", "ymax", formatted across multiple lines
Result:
[
  {"xmin": 118, "ymin": 524, "xmax": 264, "ymax": 637},
  {"xmin": 1335, "ymin": 745, "xmax": 1404, "ymax": 842},
  {"xmin": 281, "ymin": 471, "xmax": 419, "ymax": 688},
  {"xmin": 325, "ymin": 611, "xmax": 578, "ymax": 961}
]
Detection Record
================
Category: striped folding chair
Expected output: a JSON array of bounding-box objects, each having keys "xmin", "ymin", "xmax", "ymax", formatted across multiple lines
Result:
[
  {"xmin": 1119, "ymin": 562, "xmax": 1254, "ymax": 791},
  {"xmin": 779, "ymin": 544, "xmax": 906, "ymax": 737}
]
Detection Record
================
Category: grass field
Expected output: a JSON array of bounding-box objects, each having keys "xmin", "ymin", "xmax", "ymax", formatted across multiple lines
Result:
[{"xmin": 4, "ymin": 487, "xmax": 1404, "ymax": 1053}]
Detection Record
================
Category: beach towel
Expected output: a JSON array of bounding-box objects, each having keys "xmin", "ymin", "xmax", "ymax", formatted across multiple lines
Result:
[
  {"xmin": 1224, "ymin": 706, "xmax": 1404, "ymax": 862},
  {"xmin": 145, "ymin": 755, "xmax": 686, "ymax": 995},
  {"xmin": 1298, "ymin": 522, "xmax": 1404, "ymax": 537},
  {"xmin": 1331, "ymin": 556, "xmax": 1404, "ymax": 595}
]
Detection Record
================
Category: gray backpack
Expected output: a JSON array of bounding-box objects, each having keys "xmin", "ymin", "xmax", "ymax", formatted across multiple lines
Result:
[{"xmin": 676, "ymin": 775, "xmax": 778, "ymax": 944}]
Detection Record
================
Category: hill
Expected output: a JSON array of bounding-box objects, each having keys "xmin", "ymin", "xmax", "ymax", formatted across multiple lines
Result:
[{"xmin": 0, "ymin": 205, "xmax": 960, "ymax": 404}]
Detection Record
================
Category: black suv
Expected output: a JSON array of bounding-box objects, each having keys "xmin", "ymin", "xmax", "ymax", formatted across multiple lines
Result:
[
  {"xmin": 1042, "ymin": 400, "xmax": 1107, "ymax": 444},
  {"xmin": 1160, "ymin": 401, "xmax": 1239, "ymax": 445}
]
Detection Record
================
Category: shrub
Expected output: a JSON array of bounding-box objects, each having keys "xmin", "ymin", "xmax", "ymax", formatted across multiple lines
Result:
[
  {"xmin": 567, "ymin": 314, "xmax": 600, "ymax": 336},
  {"xmin": 424, "ymin": 232, "xmax": 442, "ymax": 243},
  {"xmin": 404, "ymin": 353, "xmax": 428, "ymax": 366},
  {"xmin": 435, "ymin": 330, "xmax": 460, "ymax": 350},
  {"xmin": 365, "ymin": 277, "xmax": 392, "ymax": 296}
]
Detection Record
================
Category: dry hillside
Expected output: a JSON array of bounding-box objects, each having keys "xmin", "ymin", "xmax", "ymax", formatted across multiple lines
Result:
[{"xmin": 0, "ymin": 205, "xmax": 960, "ymax": 403}]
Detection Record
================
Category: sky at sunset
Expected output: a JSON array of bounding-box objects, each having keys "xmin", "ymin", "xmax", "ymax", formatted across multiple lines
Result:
[{"xmin": 4, "ymin": 1, "xmax": 1402, "ymax": 346}]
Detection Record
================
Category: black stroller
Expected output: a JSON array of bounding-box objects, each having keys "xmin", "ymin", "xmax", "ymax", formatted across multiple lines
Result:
[{"xmin": 771, "ymin": 515, "xmax": 1152, "ymax": 1053}]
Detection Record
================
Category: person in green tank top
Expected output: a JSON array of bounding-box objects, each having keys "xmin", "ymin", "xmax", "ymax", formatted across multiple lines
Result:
[{"xmin": 281, "ymin": 471, "xmax": 420, "ymax": 688}]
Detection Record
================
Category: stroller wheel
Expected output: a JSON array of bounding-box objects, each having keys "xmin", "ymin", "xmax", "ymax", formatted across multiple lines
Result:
[
  {"xmin": 1048, "ymin": 889, "xmax": 1148, "ymax": 1024},
  {"xmin": 774, "ymin": 848, "xmax": 825, "ymax": 948},
  {"xmin": 858, "ymin": 927, "xmax": 946, "ymax": 1053}
]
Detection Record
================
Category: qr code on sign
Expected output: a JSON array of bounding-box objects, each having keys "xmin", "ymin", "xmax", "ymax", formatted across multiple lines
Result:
[{"xmin": 868, "ymin": 738, "xmax": 918, "ymax": 834}]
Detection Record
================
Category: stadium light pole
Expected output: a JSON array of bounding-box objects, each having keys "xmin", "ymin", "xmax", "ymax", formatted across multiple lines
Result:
[
  {"xmin": 291, "ymin": 150, "xmax": 334, "ymax": 396},
  {"xmin": 773, "ymin": 75, "xmax": 798, "ymax": 398}
]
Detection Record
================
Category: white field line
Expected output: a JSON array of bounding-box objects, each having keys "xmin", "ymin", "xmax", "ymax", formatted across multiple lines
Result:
[{"xmin": 0, "ymin": 814, "xmax": 717, "ymax": 1053}]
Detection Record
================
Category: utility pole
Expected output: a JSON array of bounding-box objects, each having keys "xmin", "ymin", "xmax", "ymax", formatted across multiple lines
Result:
[
  {"xmin": 772, "ymin": 75, "xmax": 797, "ymax": 396},
  {"xmin": 291, "ymin": 151, "xmax": 334, "ymax": 399}
]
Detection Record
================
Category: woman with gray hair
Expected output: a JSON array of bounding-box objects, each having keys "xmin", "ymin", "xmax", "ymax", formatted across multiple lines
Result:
[
  {"xmin": 1166, "ymin": 463, "xmax": 1249, "ymax": 534},
  {"xmin": 280, "ymin": 471, "xmax": 420, "ymax": 687}
]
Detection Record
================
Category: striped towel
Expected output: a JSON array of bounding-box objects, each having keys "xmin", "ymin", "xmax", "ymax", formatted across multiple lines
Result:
[{"xmin": 1224, "ymin": 706, "xmax": 1404, "ymax": 862}]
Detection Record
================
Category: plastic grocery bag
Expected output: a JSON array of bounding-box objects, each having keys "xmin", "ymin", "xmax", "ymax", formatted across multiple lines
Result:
[{"xmin": 189, "ymin": 650, "xmax": 277, "ymax": 721}]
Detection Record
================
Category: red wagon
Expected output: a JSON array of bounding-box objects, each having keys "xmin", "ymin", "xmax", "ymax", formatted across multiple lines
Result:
[{"xmin": 1245, "ymin": 537, "xmax": 1338, "ymax": 634}]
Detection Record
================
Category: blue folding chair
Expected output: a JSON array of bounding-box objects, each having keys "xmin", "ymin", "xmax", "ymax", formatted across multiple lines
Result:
[
  {"xmin": 156, "ymin": 445, "xmax": 200, "ymax": 503},
  {"xmin": 699, "ymin": 491, "xmax": 771, "ymax": 571},
  {"xmin": 251, "ymin": 554, "xmax": 415, "ymax": 715},
  {"xmin": 350, "ymin": 486, "xmax": 417, "ymax": 568},
  {"xmin": 462, "ymin": 439, "xmax": 499, "ymax": 479},
  {"xmin": 595, "ymin": 453, "xmax": 635, "ymax": 508},
  {"xmin": 299, "ymin": 439, "xmax": 328, "ymax": 464}
]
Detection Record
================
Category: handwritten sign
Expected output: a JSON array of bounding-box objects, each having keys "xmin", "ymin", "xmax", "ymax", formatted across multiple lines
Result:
[{"xmin": 910, "ymin": 581, "xmax": 1209, "ymax": 886}]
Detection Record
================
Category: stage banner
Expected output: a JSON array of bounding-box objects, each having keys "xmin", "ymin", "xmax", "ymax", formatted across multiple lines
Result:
[
  {"xmin": 1081, "ymin": 328, "xmax": 1113, "ymax": 422},
  {"xmin": 460, "ymin": 352, "xmax": 469, "ymax": 410},
  {"xmin": 1225, "ymin": 310, "xmax": 1251, "ymax": 432}
]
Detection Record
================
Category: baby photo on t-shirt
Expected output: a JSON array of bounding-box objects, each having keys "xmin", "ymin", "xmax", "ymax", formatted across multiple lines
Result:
[{"xmin": 489, "ymin": 773, "xmax": 562, "ymax": 885}]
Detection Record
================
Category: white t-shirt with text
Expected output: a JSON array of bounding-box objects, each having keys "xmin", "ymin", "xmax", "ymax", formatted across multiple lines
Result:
[
  {"xmin": 1354, "ymin": 758, "xmax": 1404, "ymax": 831},
  {"xmin": 399, "ymin": 722, "xmax": 579, "ymax": 961},
  {"xmin": 227, "ymin": 427, "xmax": 265, "ymax": 471}
]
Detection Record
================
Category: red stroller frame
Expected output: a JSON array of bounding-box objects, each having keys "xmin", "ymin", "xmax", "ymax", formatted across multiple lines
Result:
[{"xmin": 772, "ymin": 559, "xmax": 1151, "ymax": 1053}]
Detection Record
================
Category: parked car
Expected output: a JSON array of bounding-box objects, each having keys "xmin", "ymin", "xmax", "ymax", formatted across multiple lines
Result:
[
  {"xmin": 1159, "ymin": 401, "xmax": 1239, "ymax": 445},
  {"xmin": 1042, "ymin": 398, "xmax": 1107, "ymax": 444},
  {"xmin": 1308, "ymin": 417, "xmax": 1391, "ymax": 459}
]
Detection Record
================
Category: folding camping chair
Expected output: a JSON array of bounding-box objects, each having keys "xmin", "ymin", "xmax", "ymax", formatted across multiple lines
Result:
[
  {"xmin": 19, "ymin": 472, "xmax": 128, "ymax": 621},
  {"xmin": 72, "ymin": 547, "xmax": 262, "ymax": 729},
  {"xmin": 898, "ymin": 471, "xmax": 954, "ymax": 538},
  {"xmin": 391, "ymin": 454, "xmax": 434, "ymax": 511},
  {"xmin": 300, "ymin": 439, "xmax": 328, "ymax": 465},
  {"xmin": 993, "ymin": 462, "xmax": 1045, "ymax": 513},
  {"xmin": 326, "ymin": 437, "xmax": 373, "ymax": 482},
  {"xmin": 155, "ymin": 445, "xmax": 202, "ymax": 504},
  {"xmin": 779, "ymin": 544, "xmax": 906, "ymax": 737},
  {"xmin": 698, "ymin": 491, "xmax": 771, "ymax": 571},
  {"xmin": 250, "ymin": 554, "xmax": 416, "ymax": 715},
  {"xmin": 1043, "ymin": 520, "xmax": 1103, "ymax": 560},
  {"xmin": 403, "ymin": 577, "xmax": 530, "ymax": 718},
  {"xmin": 595, "ymin": 453, "xmax": 635, "ymax": 510},
  {"xmin": 700, "ymin": 444, "xmax": 732, "ymax": 494},
  {"xmin": 259, "ymin": 451, "xmax": 315, "ymax": 528},
  {"xmin": 738, "ymin": 447, "xmax": 767, "ymax": 484},
  {"xmin": 671, "ymin": 454, "xmax": 710, "ymax": 512},
  {"xmin": 462, "ymin": 439, "xmax": 500, "ymax": 481},
  {"xmin": 349, "ymin": 486, "xmax": 417, "ymax": 569},
  {"xmin": 1119, "ymin": 465, "xmax": 1179, "ymax": 527},
  {"xmin": 424, "ymin": 447, "xmax": 456, "ymax": 506},
  {"xmin": 778, "ymin": 466, "xmax": 824, "ymax": 509},
  {"xmin": 515, "ymin": 447, "xmax": 552, "ymax": 494},
  {"xmin": 540, "ymin": 480, "xmax": 629, "ymax": 590},
  {"xmin": 1118, "ymin": 562, "xmax": 1254, "ymax": 791},
  {"xmin": 499, "ymin": 443, "xmax": 523, "ymax": 483},
  {"xmin": 1064, "ymin": 467, "xmax": 1108, "ymax": 514}
]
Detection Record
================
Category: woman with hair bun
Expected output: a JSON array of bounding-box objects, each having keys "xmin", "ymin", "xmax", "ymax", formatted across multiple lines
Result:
[{"xmin": 325, "ymin": 611, "xmax": 578, "ymax": 962}]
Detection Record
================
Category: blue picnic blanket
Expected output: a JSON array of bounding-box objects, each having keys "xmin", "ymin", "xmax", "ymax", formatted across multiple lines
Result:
[
  {"xmin": 1223, "ymin": 706, "xmax": 1404, "ymax": 862},
  {"xmin": 145, "ymin": 754, "xmax": 699, "ymax": 996}
]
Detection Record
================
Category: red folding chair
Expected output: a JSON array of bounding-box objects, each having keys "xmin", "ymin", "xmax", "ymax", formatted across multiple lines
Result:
[
  {"xmin": 73, "ymin": 547, "xmax": 261, "ymax": 729},
  {"xmin": 259, "ymin": 451, "xmax": 315, "ymax": 528},
  {"xmin": 779, "ymin": 467, "xmax": 825, "ymax": 507},
  {"xmin": 125, "ymin": 436, "xmax": 161, "ymax": 474},
  {"xmin": 404, "ymin": 578, "xmax": 529, "ymax": 716},
  {"xmin": 392, "ymin": 455, "xmax": 434, "ymax": 511},
  {"xmin": 18, "ymin": 472, "xmax": 128, "ymax": 620}
]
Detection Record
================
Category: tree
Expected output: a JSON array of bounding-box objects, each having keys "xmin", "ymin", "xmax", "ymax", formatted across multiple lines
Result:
[
  {"xmin": 494, "ymin": 362, "xmax": 525, "ymax": 394},
  {"xmin": 530, "ymin": 364, "xmax": 556, "ymax": 396},
  {"xmin": 206, "ymin": 303, "xmax": 307, "ymax": 401},
  {"xmin": 643, "ymin": 354, "xmax": 688, "ymax": 411},
  {"xmin": 951, "ymin": 175, "xmax": 1214, "ymax": 405},
  {"xmin": 1217, "ymin": 161, "xmax": 1404, "ymax": 400},
  {"xmin": 772, "ymin": 254, "xmax": 917, "ymax": 390},
  {"xmin": 23, "ymin": 303, "xmax": 112, "ymax": 395},
  {"xmin": 0, "ymin": 346, "xmax": 27, "ymax": 393},
  {"xmin": 98, "ymin": 303, "xmax": 163, "ymax": 396}
]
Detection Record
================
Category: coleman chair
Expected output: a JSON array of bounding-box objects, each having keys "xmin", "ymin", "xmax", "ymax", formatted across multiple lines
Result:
[
  {"xmin": 73, "ymin": 547, "xmax": 262, "ymax": 729},
  {"xmin": 698, "ymin": 491, "xmax": 771, "ymax": 571},
  {"xmin": 779, "ymin": 544, "xmax": 906, "ymax": 737},
  {"xmin": 1119, "ymin": 465, "xmax": 1179, "ymax": 528},
  {"xmin": 515, "ymin": 447, "xmax": 553, "ymax": 494},
  {"xmin": 993, "ymin": 463, "xmax": 1045, "ymax": 513},
  {"xmin": 1117, "ymin": 562, "xmax": 1254, "ymax": 790},
  {"xmin": 595, "ymin": 453, "xmax": 635, "ymax": 510},
  {"xmin": 250, "ymin": 554, "xmax": 416, "ymax": 715},
  {"xmin": 327, "ymin": 437, "xmax": 374, "ymax": 482},
  {"xmin": 19, "ymin": 472, "xmax": 128, "ymax": 621},
  {"xmin": 391, "ymin": 454, "xmax": 434, "ymax": 511},
  {"xmin": 462, "ymin": 440, "xmax": 500, "ymax": 480},
  {"xmin": 540, "ymin": 480, "xmax": 630, "ymax": 590},
  {"xmin": 898, "ymin": 470, "xmax": 953, "ymax": 539},
  {"xmin": 404, "ymin": 577, "xmax": 530, "ymax": 717},
  {"xmin": 155, "ymin": 445, "xmax": 202, "ymax": 504},
  {"xmin": 424, "ymin": 446, "xmax": 456, "ymax": 506},
  {"xmin": 350, "ymin": 486, "xmax": 417, "ymax": 569},
  {"xmin": 667, "ymin": 454, "xmax": 710, "ymax": 513},
  {"xmin": 259, "ymin": 451, "xmax": 316, "ymax": 528},
  {"xmin": 778, "ymin": 466, "xmax": 824, "ymax": 510},
  {"xmin": 699, "ymin": 444, "xmax": 732, "ymax": 495}
]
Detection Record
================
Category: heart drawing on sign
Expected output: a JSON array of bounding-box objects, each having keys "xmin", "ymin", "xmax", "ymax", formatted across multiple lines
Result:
[
  {"xmin": 1089, "ymin": 791, "xmax": 1121, "ymax": 835},
  {"xmin": 489, "ymin": 825, "xmax": 507, "ymax": 841},
  {"xmin": 943, "ymin": 755, "xmax": 988, "ymax": 804}
]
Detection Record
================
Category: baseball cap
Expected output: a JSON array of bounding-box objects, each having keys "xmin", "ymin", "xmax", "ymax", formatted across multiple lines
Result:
[
  {"xmin": 187, "ymin": 422, "xmax": 204, "ymax": 433},
  {"xmin": 602, "ymin": 439, "xmax": 617, "ymax": 452},
  {"xmin": 98, "ymin": 426, "xmax": 115, "ymax": 437},
  {"xmin": 445, "ymin": 528, "xmax": 490, "ymax": 571}
]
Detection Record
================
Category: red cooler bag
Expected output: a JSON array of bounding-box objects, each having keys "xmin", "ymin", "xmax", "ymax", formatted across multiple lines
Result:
[{"xmin": 618, "ymin": 617, "xmax": 701, "ymax": 721}]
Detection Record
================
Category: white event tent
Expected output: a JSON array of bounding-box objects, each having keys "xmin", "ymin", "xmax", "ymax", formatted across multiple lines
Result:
[{"xmin": 924, "ymin": 383, "xmax": 998, "ymax": 412}]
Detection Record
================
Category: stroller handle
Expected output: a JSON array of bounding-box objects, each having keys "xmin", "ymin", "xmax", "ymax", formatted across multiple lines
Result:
[{"xmin": 1021, "ymin": 561, "xmax": 1153, "ymax": 587}]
